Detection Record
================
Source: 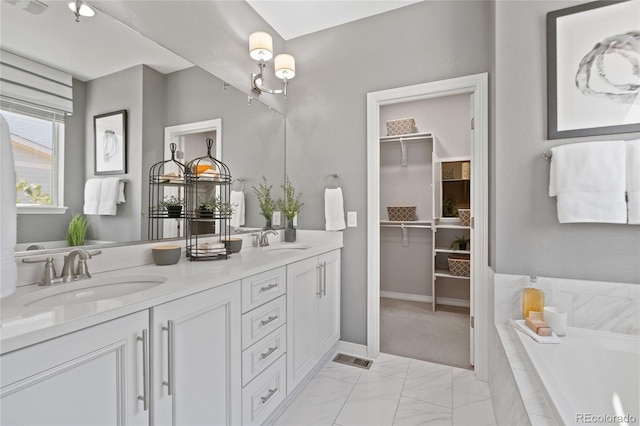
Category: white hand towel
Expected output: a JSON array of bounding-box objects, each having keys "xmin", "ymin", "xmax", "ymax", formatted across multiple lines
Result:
[
  {"xmin": 549, "ymin": 140, "xmax": 626, "ymax": 223},
  {"xmin": 230, "ymin": 190, "xmax": 245, "ymax": 227},
  {"xmin": 83, "ymin": 178, "xmax": 101, "ymax": 215},
  {"xmin": 626, "ymin": 139, "xmax": 640, "ymax": 225},
  {"xmin": 98, "ymin": 177, "xmax": 122, "ymax": 215},
  {"xmin": 0, "ymin": 115, "xmax": 17, "ymax": 298},
  {"xmin": 118, "ymin": 181, "xmax": 126, "ymax": 204},
  {"xmin": 325, "ymin": 187, "xmax": 346, "ymax": 231}
]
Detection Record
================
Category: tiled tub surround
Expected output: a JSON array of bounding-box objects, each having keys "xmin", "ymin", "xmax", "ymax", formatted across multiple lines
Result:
[{"xmin": 492, "ymin": 273, "xmax": 640, "ymax": 426}]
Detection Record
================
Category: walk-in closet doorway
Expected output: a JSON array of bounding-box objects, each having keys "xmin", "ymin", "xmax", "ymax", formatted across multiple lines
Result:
[{"xmin": 366, "ymin": 73, "xmax": 489, "ymax": 380}]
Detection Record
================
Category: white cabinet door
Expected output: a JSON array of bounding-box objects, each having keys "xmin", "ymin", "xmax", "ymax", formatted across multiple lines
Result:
[
  {"xmin": 286, "ymin": 256, "xmax": 320, "ymax": 392},
  {"xmin": 318, "ymin": 250, "xmax": 341, "ymax": 356},
  {"xmin": 152, "ymin": 282, "xmax": 241, "ymax": 426},
  {"xmin": 0, "ymin": 311, "xmax": 149, "ymax": 426}
]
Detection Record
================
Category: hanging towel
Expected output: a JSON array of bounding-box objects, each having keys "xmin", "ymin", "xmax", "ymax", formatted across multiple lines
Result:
[
  {"xmin": 83, "ymin": 178, "xmax": 101, "ymax": 215},
  {"xmin": 626, "ymin": 139, "xmax": 640, "ymax": 225},
  {"xmin": 98, "ymin": 177, "xmax": 124, "ymax": 215},
  {"xmin": 230, "ymin": 190, "xmax": 245, "ymax": 227},
  {"xmin": 0, "ymin": 115, "xmax": 17, "ymax": 298},
  {"xmin": 325, "ymin": 187, "xmax": 346, "ymax": 231},
  {"xmin": 549, "ymin": 140, "xmax": 626, "ymax": 223}
]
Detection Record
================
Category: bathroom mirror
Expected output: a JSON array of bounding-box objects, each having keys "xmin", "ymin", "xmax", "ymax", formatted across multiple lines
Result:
[{"xmin": 1, "ymin": 0, "xmax": 285, "ymax": 253}]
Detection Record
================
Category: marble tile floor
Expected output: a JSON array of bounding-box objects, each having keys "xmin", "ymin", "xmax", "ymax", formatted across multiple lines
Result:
[{"xmin": 274, "ymin": 352, "xmax": 497, "ymax": 426}]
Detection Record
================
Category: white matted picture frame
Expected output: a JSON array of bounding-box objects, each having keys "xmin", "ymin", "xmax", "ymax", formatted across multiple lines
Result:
[
  {"xmin": 94, "ymin": 110, "xmax": 127, "ymax": 174},
  {"xmin": 547, "ymin": 0, "xmax": 640, "ymax": 139}
]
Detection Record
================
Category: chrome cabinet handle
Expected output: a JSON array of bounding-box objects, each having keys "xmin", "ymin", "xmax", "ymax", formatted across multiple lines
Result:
[
  {"xmin": 322, "ymin": 262, "xmax": 327, "ymax": 296},
  {"xmin": 260, "ymin": 315, "xmax": 278, "ymax": 326},
  {"xmin": 316, "ymin": 265, "xmax": 322, "ymax": 296},
  {"xmin": 260, "ymin": 346, "xmax": 278, "ymax": 359},
  {"xmin": 137, "ymin": 329, "xmax": 150, "ymax": 411},
  {"xmin": 260, "ymin": 283, "xmax": 278, "ymax": 292},
  {"xmin": 260, "ymin": 388, "xmax": 278, "ymax": 404},
  {"xmin": 162, "ymin": 321, "xmax": 175, "ymax": 396}
]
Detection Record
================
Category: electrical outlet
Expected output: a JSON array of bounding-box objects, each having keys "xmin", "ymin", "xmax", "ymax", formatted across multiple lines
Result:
[
  {"xmin": 347, "ymin": 211, "xmax": 357, "ymax": 227},
  {"xmin": 272, "ymin": 211, "xmax": 281, "ymax": 226}
]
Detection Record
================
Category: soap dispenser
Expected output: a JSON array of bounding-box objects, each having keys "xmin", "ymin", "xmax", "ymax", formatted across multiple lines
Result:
[{"xmin": 522, "ymin": 275, "xmax": 544, "ymax": 319}]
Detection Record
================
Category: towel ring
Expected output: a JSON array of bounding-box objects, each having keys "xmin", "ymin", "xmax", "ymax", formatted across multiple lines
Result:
[
  {"xmin": 324, "ymin": 172, "xmax": 343, "ymax": 189},
  {"xmin": 232, "ymin": 178, "xmax": 245, "ymax": 191}
]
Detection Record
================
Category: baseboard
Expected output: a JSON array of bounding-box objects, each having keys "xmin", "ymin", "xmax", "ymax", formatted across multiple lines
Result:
[
  {"xmin": 334, "ymin": 340, "xmax": 370, "ymax": 359},
  {"xmin": 380, "ymin": 290, "xmax": 470, "ymax": 308}
]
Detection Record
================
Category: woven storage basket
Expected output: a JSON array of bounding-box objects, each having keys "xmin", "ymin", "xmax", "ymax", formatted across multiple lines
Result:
[
  {"xmin": 386, "ymin": 118, "xmax": 416, "ymax": 136},
  {"xmin": 458, "ymin": 209, "xmax": 471, "ymax": 226},
  {"xmin": 387, "ymin": 206, "xmax": 416, "ymax": 222},
  {"xmin": 448, "ymin": 254, "xmax": 470, "ymax": 277}
]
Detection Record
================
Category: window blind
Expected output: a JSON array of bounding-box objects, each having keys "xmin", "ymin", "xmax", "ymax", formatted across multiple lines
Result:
[{"xmin": 0, "ymin": 49, "xmax": 72, "ymax": 115}]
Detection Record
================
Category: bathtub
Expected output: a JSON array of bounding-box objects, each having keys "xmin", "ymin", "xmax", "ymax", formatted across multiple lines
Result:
[{"xmin": 511, "ymin": 321, "xmax": 639, "ymax": 426}]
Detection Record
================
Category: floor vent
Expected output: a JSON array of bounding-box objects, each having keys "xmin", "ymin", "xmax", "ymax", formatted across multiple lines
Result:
[{"xmin": 332, "ymin": 353, "xmax": 373, "ymax": 369}]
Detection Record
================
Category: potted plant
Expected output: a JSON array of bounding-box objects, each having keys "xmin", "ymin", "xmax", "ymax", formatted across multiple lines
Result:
[
  {"xmin": 277, "ymin": 176, "xmax": 303, "ymax": 242},
  {"xmin": 252, "ymin": 177, "xmax": 277, "ymax": 229},
  {"xmin": 197, "ymin": 196, "xmax": 218, "ymax": 218},
  {"xmin": 160, "ymin": 195, "xmax": 183, "ymax": 218},
  {"xmin": 66, "ymin": 214, "xmax": 89, "ymax": 247},
  {"xmin": 449, "ymin": 235, "xmax": 470, "ymax": 251}
]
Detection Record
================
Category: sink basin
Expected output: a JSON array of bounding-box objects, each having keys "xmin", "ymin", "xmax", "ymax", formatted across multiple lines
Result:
[
  {"xmin": 263, "ymin": 243, "xmax": 311, "ymax": 251},
  {"xmin": 21, "ymin": 275, "xmax": 167, "ymax": 307}
]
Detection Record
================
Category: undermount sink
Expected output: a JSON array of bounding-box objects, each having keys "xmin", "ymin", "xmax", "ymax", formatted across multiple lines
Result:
[
  {"xmin": 262, "ymin": 243, "xmax": 311, "ymax": 251},
  {"xmin": 21, "ymin": 275, "xmax": 167, "ymax": 308}
]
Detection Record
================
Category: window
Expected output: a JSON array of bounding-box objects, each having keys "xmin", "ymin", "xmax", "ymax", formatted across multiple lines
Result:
[{"xmin": 1, "ymin": 101, "xmax": 67, "ymax": 214}]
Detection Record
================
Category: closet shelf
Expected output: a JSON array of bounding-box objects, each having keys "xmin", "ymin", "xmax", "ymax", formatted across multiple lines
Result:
[
  {"xmin": 434, "ymin": 224, "xmax": 471, "ymax": 230},
  {"xmin": 380, "ymin": 220, "xmax": 432, "ymax": 229},
  {"xmin": 434, "ymin": 269, "xmax": 471, "ymax": 280},
  {"xmin": 380, "ymin": 132, "xmax": 433, "ymax": 143},
  {"xmin": 434, "ymin": 248, "xmax": 471, "ymax": 255}
]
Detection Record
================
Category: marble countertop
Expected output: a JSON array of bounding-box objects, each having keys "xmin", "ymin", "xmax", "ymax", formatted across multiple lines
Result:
[{"xmin": 1, "ymin": 239, "xmax": 342, "ymax": 354}]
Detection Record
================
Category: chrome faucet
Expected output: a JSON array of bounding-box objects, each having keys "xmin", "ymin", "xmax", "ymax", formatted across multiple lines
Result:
[
  {"xmin": 251, "ymin": 230, "xmax": 278, "ymax": 247},
  {"xmin": 61, "ymin": 249, "xmax": 92, "ymax": 283}
]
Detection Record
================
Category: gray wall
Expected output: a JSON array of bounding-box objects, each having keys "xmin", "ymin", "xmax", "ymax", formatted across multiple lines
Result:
[
  {"xmin": 285, "ymin": 1, "xmax": 491, "ymax": 345},
  {"xmin": 494, "ymin": 0, "xmax": 640, "ymax": 284}
]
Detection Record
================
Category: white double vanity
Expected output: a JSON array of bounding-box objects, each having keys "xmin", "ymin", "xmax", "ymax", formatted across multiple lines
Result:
[{"xmin": 0, "ymin": 231, "xmax": 342, "ymax": 425}]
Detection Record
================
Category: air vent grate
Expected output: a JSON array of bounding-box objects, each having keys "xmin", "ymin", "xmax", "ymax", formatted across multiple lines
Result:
[{"xmin": 332, "ymin": 353, "xmax": 373, "ymax": 369}]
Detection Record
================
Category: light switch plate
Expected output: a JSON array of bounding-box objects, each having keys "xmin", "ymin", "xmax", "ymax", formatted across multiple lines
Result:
[
  {"xmin": 272, "ymin": 211, "xmax": 281, "ymax": 226},
  {"xmin": 347, "ymin": 211, "xmax": 357, "ymax": 227}
]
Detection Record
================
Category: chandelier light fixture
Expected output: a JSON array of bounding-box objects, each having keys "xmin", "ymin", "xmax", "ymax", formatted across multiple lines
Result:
[
  {"xmin": 68, "ymin": 0, "xmax": 94, "ymax": 22},
  {"xmin": 249, "ymin": 31, "xmax": 295, "ymax": 99}
]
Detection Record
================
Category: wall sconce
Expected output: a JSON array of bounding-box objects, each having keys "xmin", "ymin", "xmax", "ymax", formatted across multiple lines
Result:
[
  {"xmin": 249, "ymin": 31, "xmax": 295, "ymax": 99},
  {"xmin": 68, "ymin": 0, "xmax": 94, "ymax": 22}
]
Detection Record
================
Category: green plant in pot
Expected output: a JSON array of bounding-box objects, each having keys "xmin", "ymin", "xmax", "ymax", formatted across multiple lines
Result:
[
  {"xmin": 252, "ymin": 177, "xmax": 277, "ymax": 229},
  {"xmin": 160, "ymin": 195, "xmax": 183, "ymax": 218},
  {"xmin": 277, "ymin": 176, "xmax": 303, "ymax": 242},
  {"xmin": 66, "ymin": 214, "xmax": 89, "ymax": 247},
  {"xmin": 449, "ymin": 235, "xmax": 470, "ymax": 251},
  {"xmin": 197, "ymin": 195, "xmax": 218, "ymax": 218}
]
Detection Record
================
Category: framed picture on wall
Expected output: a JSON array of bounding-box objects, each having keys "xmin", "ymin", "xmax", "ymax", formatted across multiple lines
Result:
[
  {"xmin": 547, "ymin": 0, "xmax": 640, "ymax": 139},
  {"xmin": 94, "ymin": 110, "xmax": 127, "ymax": 175}
]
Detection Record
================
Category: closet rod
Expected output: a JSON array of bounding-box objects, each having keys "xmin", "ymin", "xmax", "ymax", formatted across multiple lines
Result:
[{"xmin": 380, "ymin": 134, "xmax": 433, "ymax": 143}]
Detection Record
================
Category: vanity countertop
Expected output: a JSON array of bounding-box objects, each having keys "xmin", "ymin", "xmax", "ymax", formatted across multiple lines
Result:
[{"xmin": 1, "ymin": 239, "xmax": 342, "ymax": 354}]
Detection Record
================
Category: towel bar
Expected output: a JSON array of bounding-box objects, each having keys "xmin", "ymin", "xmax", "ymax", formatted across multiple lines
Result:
[{"xmin": 542, "ymin": 150, "xmax": 553, "ymax": 160}]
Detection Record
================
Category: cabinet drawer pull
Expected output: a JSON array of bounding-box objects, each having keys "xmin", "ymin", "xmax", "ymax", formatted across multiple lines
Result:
[
  {"xmin": 260, "ymin": 315, "xmax": 278, "ymax": 326},
  {"xmin": 259, "ymin": 283, "xmax": 278, "ymax": 292},
  {"xmin": 260, "ymin": 346, "xmax": 278, "ymax": 359},
  {"xmin": 136, "ymin": 329, "xmax": 150, "ymax": 411},
  {"xmin": 260, "ymin": 388, "xmax": 278, "ymax": 404},
  {"xmin": 162, "ymin": 320, "xmax": 175, "ymax": 396}
]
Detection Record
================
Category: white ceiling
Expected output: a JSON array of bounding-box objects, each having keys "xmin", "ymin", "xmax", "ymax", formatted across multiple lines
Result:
[
  {"xmin": 0, "ymin": 0, "xmax": 191, "ymax": 81},
  {"xmin": 246, "ymin": 0, "xmax": 424, "ymax": 40}
]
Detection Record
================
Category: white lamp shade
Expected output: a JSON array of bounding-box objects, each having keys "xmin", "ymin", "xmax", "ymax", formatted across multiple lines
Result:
[
  {"xmin": 249, "ymin": 32, "xmax": 273, "ymax": 61},
  {"xmin": 68, "ymin": 1, "xmax": 95, "ymax": 16},
  {"xmin": 274, "ymin": 54, "xmax": 295, "ymax": 80}
]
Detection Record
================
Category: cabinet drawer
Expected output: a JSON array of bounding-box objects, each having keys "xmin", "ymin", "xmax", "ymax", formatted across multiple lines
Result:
[
  {"xmin": 242, "ymin": 325, "xmax": 286, "ymax": 386},
  {"xmin": 242, "ymin": 295, "xmax": 286, "ymax": 349},
  {"xmin": 242, "ymin": 356, "xmax": 287, "ymax": 426},
  {"xmin": 241, "ymin": 267, "xmax": 286, "ymax": 313}
]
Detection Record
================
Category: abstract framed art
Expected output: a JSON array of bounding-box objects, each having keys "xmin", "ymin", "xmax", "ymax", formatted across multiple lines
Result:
[
  {"xmin": 94, "ymin": 110, "xmax": 127, "ymax": 175},
  {"xmin": 547, "ymin": 0, "xmax": 640, "ymax": 139}
]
